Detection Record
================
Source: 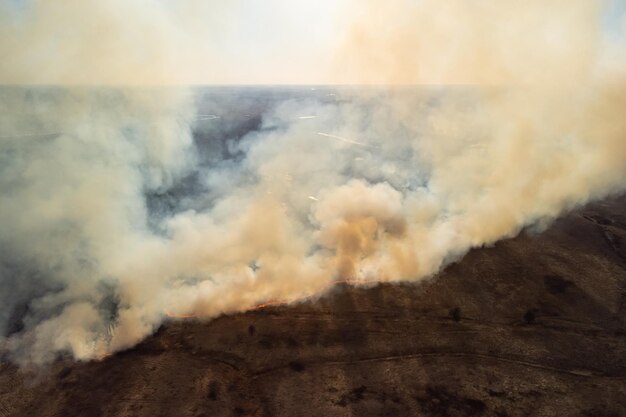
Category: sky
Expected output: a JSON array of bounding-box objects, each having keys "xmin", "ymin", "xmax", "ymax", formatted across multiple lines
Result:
[{"xmin": 0, "ymin": 0, "xmax": 625, "ymax": 85}]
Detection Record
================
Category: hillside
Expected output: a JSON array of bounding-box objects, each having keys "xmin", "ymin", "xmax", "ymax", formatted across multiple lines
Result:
[{"xmin": 1, "ymin": 195, "xmax": 625, "ymax": 417}]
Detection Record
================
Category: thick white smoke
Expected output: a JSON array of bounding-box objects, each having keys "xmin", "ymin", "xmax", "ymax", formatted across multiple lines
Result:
[
  {"xmin": 0, "ymin": 0, "xmax": 625, "ymax": 364},
  {"xmin": 0, "ymin": 87, "xmax": 196, "ymax": 361}
]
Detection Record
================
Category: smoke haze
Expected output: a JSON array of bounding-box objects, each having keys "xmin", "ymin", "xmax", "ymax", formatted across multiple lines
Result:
[{"xmin": 1, "ymin": 0, "xmax": 625, "ymax": 364}]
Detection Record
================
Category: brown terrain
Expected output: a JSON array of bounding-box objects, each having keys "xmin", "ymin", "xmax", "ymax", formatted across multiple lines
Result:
[{"xmin": 0, "ymin": 195, "xmax": 625, "ymax": 417}]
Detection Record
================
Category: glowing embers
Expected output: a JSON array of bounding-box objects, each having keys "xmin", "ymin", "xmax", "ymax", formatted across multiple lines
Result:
[
  {"xmin": 251, "ymin": 300, "xmax": 289, "ymax": 310},
  {"xmin": 164, "ymin": 311, "xmax": 198, "ymax": 320}
]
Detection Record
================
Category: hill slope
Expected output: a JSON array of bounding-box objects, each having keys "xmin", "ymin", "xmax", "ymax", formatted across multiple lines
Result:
[{"xmin": 1, "ymin": 195, "xmax": 625, "ymax": 417}]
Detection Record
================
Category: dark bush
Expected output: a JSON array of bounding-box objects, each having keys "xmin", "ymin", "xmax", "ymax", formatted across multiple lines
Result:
[
  {"xmin": 524, "ymin": 309, "xmax": 537, "ymax": 324},
  {"xmin": 208, "ymin": 381, "xmax": 219, "ymax": 400},
  {"xmin": 288, "ymin": 360, "xmax": 305, "ymax": 372},
  {"xmin": 450, "ymin": 307, "xmax": 461, "ymax": 322}
]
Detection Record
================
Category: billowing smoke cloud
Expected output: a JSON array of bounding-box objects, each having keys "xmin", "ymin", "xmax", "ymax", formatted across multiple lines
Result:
[
  {"xmin": 1, "ymin": 0, "xmax": 625, "ymax": 364},
  {"xmin": 0, "ymin": 87, "xmax": 196, "ymax": 361},
  {"xmin": 335, "ymin": 0, "xmax": 604, "ymax": 85},
  {"xmin": 0, "ymin": 0, "xmax": 343, "ymax": 85}
]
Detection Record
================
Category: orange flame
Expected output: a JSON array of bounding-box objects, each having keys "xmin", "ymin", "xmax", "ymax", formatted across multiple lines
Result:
[
  {"xmin": 252, "ymin": 300, "xmax": 289, "ymax": 310},
  {"xmin": 163, "ymin": 279, "xmax": 367, "ymax": 319},
  {"xmin": 165, "ymin": 310, "xmax": 198, "ymax": 319}
]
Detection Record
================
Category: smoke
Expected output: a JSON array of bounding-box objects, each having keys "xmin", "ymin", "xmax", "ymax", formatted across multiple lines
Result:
[
  {"xmin": 0, "ymin": 0, "xmax": 343, "ymax": 85},
  {"xmin": 1, "ymin": 0, "xmax": 625, "ymax": 364},
  {"xmin": 0, "ymin": 87, "xmax": 196, "ymax": 361},
  {"xmin": 334, "ymin": 0, "xmax": 604, "ymax": 85}
]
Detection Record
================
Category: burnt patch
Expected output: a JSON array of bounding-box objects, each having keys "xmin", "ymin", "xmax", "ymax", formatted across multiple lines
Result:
[
  {"xmin": 258, "ymin": 336, "xmax": 274, "ymax": 349},
  {"xmin": 337, "ymin": 385, "xmax": 368, "ymax": 407},
  {"xmin": 602, "ymin": 230, "xmax": 623, "ymax": 258},
  {"xmin": 58, "ymin": 366, "xmax": 73, "ymax": 380},
  {"xmin": 581, "ymin": 407, "xmax": 620, "ymax": 417},
  {"xmin": 524, "ymin": 308, "xmax": 538, "ymax": 324},
  {"xmin": 487, "ymin": 389, "xmax": 506, "ymax": 398},
  {"xmin": 208, "ymin": 381, "xmax": 219, "ymax": 401},
  {"xmin": 450, "ymin": 307, "xmax": 461, "ymax": 322},
  {"xmin": 543, "ymin": 275, "xmax": 574, "ymax": 294},
  {"xmin": 338, "ymin": 328, "xmax": 367, "ymax": 346},
  {"xmin": 72, "ymin": 405, "xmax": 103, "ymax": 417},
  {"xmin": 288, "ymin": 360, "xmax": 305, "ymax": 372},
  {"xmin": 416, "ymin": 386, "xmax": 486, "ymax": 416},
  {"xmin": 583, "ymin": 214, "xmax": 614, "ymax": 226},
  {"xmin": 286, "ymin": 337, "xmax": 299, "ymax": 348}
]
